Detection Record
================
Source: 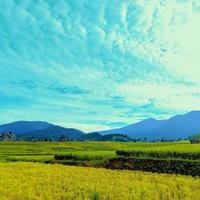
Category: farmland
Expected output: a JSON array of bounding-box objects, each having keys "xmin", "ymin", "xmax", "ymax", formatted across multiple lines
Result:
[
  {"xmin": 0, "ymin": 141, "xmax": 200, "ymax": 199},
  {"xmin": 1, "ymin": 141, "xmax": 200, "ymax": 163},
  {"xmin": 0, "ymin": 162, "xmax": 200, "ymax": 200}
]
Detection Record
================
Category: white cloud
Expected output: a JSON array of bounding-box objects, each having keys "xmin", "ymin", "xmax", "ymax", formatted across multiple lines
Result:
[{"xmin": 0, "ymin": 0, "xmax": 200, "ymax": 131}]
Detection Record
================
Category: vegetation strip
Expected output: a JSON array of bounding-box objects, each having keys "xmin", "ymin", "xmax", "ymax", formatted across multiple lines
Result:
[
  {"xmin": 105, "ymin": 157, "xmax": 200, "ymax": 176},
  {"xmin": 1, "ymin": 141, "xmax": 200, "ymax": 176},
  {"xmin": 0, "ymin": 162, "xmax": 199, "ymax": 200},
  {"xmin": 116, "ymin": 150, "xmax": 200, "ymax": 160}
]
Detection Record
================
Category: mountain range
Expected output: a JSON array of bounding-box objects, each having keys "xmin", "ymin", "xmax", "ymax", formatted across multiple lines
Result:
[
  {"xmin": 0, "ymin": 121, "xmax": 84, "ymax": 140},
  {"xmin": 0, "ymin": 111, "xmax": 200, "ymax": 140},
  {"xmin": 100, "ymin": 111, "xmax": 200, "ymax": 140}
]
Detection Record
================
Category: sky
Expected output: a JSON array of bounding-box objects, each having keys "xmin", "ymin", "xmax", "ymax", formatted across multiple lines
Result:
[{"xmin": 0, "ymin": 0, "xmax": 200, "ymax": 132}]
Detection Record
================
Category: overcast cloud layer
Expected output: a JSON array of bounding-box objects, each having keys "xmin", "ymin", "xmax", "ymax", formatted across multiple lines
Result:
[{"xmin": 0, "ymin": 0, "xmax": 200, "ymax": 132}]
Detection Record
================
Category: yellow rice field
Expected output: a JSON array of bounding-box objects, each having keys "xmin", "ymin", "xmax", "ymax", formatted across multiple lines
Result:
[{"xmin": 0, "ymin": 162, "xmax": 199, "ymax": 200}]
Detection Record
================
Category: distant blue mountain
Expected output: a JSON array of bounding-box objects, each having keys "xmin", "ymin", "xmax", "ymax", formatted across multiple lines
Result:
[
  {"xmin": 21, "ymin": 125, "xmax": 84, "ymax": 140},
  {"xmin": 1, "ymin": 111, "xmax": 200, "ymax": 140},
  {"xmin": 0, "ymin": 121, "xmax": 84, "ymax": 140},
  {"xmin": 0, "ymin": 121, "xmax": 52, "ymax": 134},
  {"xmin": 100, "ymin": 111, "xmax": 200, "ymax": 140}
]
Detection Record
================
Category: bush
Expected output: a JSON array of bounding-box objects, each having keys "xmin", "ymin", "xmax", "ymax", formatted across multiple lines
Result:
[{"xmin": 189, "ymin": 133, "xmax": 200, "ymax": 144}]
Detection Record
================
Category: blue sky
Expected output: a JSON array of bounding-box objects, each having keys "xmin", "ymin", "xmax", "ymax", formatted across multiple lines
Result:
[{"xmin": 0, "ymin": 0, "xmax": 200, "ymax": 132}]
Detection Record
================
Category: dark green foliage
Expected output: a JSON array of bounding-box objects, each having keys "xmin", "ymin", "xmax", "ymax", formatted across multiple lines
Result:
[
  {"xmin": 54, "ymin": 154, "xmax": 94, "ymax": 161},
  {"xmin": 101, "ymin": 134, "xmax": 131, "ymax": 142},
  {"xmin": 79, "ymin": 133, "xmax": 132, "ymax": 142},
  {"xmin": 106, "ymin": 157, "xmax": 200, "ymax": 176},
  {"xmin": 189, "ymin": 133, "xmax": 200, "ymax": 144},
  {"xmin": 116, "ymin": 150, "xmax": 200, "ymax": 160},
  {"xmin": 0, "ymin": 132, "xmax": 16, "ymax": 141},
  {"xmin": 54, "ymin": 152, "xmax": 113, "ymax": 161},
  {"xmin": 91, "ymin": 192, "xmax": 99, "ymax": 200},
  {"xmin": 59, "ymin": 135, "xmax": 70, "ymax": 141},
  {"xmin": 79, "ymin": 132, "xmax": 102, "ymax": 141}
]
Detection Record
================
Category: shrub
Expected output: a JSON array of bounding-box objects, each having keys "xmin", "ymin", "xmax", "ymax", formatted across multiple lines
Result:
[{"xmin": 189, "ymin": 133, "xmax": 200, "ymax": 144}]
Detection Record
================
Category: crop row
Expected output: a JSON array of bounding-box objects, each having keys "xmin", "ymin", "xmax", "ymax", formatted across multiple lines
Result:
[
  {"xmin": 54, "ymin": 151, "xmax": 115, "ymax": 161},
  {"xmin": 0, "ymin": 162, "xmax": 199, "ymax": 200},
  {"xmin": 116, "ymin": 150, "xmax": 200, "ymax": 160}
]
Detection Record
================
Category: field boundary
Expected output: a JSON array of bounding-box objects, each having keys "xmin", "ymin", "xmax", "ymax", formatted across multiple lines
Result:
[{"xmin": 105, "ymin": 157, "xmax": 200, "ymax": 176}]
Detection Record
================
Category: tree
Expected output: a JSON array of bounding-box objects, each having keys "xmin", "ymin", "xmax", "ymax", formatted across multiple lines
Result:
[
  {"xmin": 59, "ymin": 135, "xmax": 70, "ymax": 141},
  {"xmin": 0, "ymin": 132, "xmax": 16, "ymax": 141},
  {"xmin": 189, "ymin": 133, "xmax": 200, "ymax": 144}
]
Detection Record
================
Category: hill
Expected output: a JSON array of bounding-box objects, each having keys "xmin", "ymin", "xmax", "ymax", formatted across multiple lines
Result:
[
  {"xmin": 18, "ymin": 125, "xmax": 84, "ymax": 140},
  {"xmin": 0, "ymin": 121, "xmax": 52, "ymax": 134},
  {"xmin": 100, "ymin": 111, "xmax": 200, "ymax": 140},
  {"xmin": 0, "ymin": 121, "xmax": 85, "ymax": 140}
]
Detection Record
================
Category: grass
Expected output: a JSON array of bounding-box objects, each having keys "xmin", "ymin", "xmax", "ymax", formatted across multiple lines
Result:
[
  {"xmin": 0, "ymin": 141, "xmax": 200, "ymax": 199},
  {"xmin": 116, "ymin": 150, "xmax": 200, "ymax": 160},
  {"xmin": 6, "ymin": 155, "xmax": 54, "ymax": 162},
  {"xmin": 0, "ymin": 141, "xmax": 200, "ymax": 163},
  {"xmin": 0, "ymin": 162, "xmax": 199, "ymax": 200},
  {"xmin": 55, "ymin": 150, "xmax": 116, "ymax": 161}
]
